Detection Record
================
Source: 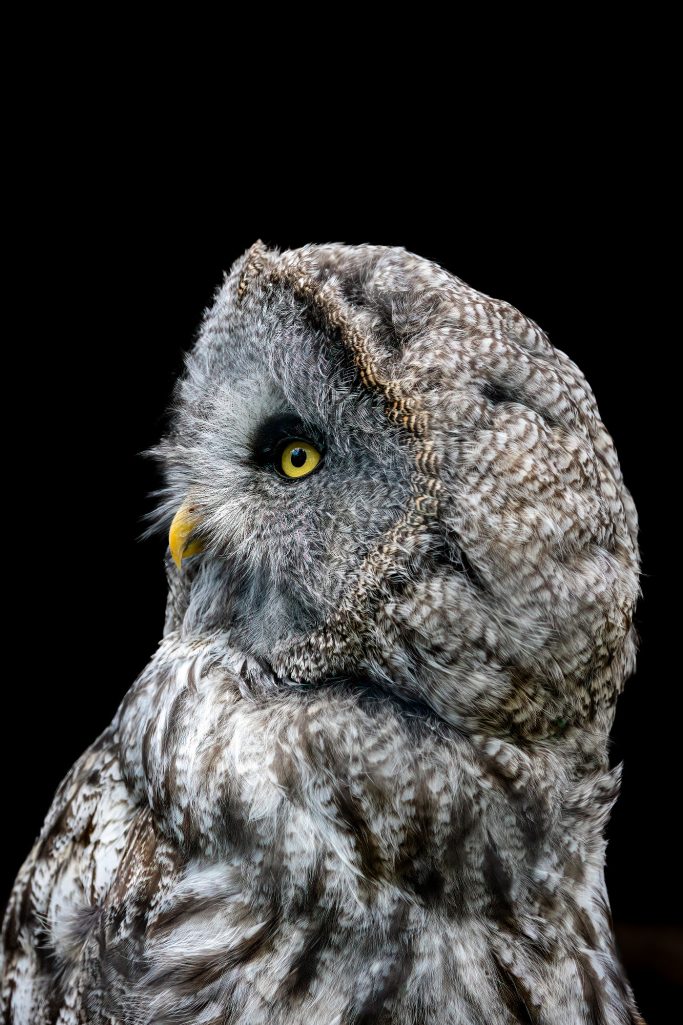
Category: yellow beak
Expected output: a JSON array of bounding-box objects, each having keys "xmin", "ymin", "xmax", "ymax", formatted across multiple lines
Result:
[{"xmin": 169, "ymin": 502, "xmax": 205, "ymax": 569}]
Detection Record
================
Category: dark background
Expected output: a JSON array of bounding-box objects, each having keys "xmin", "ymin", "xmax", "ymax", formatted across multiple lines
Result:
[{"xmin": 3, "ymin": 103, "xmax": 678, "ymax": 1022}]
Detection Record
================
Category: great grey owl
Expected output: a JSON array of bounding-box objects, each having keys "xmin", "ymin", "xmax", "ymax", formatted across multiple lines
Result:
[{"xmin": 1, "ymin": 241, "xmax": 645, "ymax": 1024}]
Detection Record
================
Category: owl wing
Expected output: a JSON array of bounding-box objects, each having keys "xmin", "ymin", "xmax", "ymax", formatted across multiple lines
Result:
[{"xmin": 0, "ymin": 727, "xmax": 171, "ymax": 1025}]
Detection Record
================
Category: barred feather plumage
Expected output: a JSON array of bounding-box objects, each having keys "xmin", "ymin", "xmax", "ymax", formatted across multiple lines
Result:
[{"xmin": 1, "ymin": 241, "xmax": 645, "ymax": 1023}]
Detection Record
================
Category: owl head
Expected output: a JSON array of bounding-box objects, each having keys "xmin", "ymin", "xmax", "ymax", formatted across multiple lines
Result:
[{"xmin": 148, "ymin": 240, "xmax": 641, "ymax": 746}]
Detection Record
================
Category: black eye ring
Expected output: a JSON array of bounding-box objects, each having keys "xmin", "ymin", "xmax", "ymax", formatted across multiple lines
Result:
[
  {"xmin": 250, "ymin": 414, "xmax": 326, "ymax": 481},
  {"xmin": 272, "ymin": 436, "xmax": 324, "ymax": 481}
]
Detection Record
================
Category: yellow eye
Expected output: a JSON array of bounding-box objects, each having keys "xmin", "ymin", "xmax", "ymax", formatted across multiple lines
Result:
[{"xmin": 278, "ymin": 439, "xmax": 322, "ymax": 479}]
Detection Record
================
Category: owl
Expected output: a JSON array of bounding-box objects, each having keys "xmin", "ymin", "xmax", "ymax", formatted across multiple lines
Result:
[{"xmin": 1, "ymin": 241, "xmax": 645, "ymax": 1024}]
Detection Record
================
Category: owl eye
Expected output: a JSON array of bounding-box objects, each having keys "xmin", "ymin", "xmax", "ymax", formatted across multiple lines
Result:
[
  {"xmin": 250, "ymin": 414, "xmax": 325, "ymax": 481},
  {"xmin": 275, "ymin": 438, "xmax": 323, "ymax": 480}
]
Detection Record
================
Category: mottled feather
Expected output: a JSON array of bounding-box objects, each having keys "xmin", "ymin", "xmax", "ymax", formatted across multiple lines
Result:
[{"xmin": 2, "ymin": 242, "xmax": 645, "ymax": 1023}]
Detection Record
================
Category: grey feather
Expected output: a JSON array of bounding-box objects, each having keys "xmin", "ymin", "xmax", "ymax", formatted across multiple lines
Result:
[{"xmin": 1, "ymin": 241, "xmax": 645, "ymax": 1024}]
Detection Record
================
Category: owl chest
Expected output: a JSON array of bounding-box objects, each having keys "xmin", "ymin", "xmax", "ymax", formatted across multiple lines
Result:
[
  {"xmin": 59, "ymin": 652, "xmax": 624, "ymax": 1023},
  {"xmin": 118, "ymin": 650, "xmax": 445, "ymax": 878}
]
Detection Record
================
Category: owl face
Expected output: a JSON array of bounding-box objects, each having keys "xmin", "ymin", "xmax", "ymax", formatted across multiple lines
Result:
[
  {"xmin": 151, "ymin": 241, "xmax": 641, "ymax": 744},
  {"xmin": 154, "ymin": 281, "xmax": 415, "ymax": 659}
]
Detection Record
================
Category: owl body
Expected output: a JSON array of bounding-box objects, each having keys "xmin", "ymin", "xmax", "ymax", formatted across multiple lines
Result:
[{"xmin": 2, "ymin": 242, "xmax": 644, "ymax": 1023}]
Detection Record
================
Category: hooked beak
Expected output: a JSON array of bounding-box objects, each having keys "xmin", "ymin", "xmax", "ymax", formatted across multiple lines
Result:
[{"xmin": 169, "ymin": 501, "xmax": 205, "ymax": 569}]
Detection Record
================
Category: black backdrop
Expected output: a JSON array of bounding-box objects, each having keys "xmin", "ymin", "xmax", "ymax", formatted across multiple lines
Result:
[{"xmin": 3, "ymin": 147, "xmax": 679, "ymax": 1022}]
